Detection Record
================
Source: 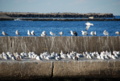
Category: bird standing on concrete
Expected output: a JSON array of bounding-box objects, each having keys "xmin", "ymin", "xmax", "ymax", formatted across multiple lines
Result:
[
  {"xmin": 50, "ymin": 31, "xmax": 55, "ymax": 36},
  {"xmin": 115, "ymin": 31, "xmax": 120, "ymax": 35},
  {"xmin": 27, "ymin": 30, "xmax": 31, "ymax": 36},
  {"xmin": 2, "ymin": 31, "xmax": 7, "ymax": 36},
  {"xmin": 103, "ymin": 30, "xmax": 109, "ymax": 36},
  {"xmin": 15, "ymin": 30, "xmax": 19, "ymax": 35},
  {"xmin": 70, "ymin": 31, "xmax": 77, "ymax": 36},
  {"xmin": 36, "ymin": 56, "xmax": 41, "ymax": 60},
  {"xmin": 90, "ymin": 31, "xmax": 96, "ymax": 36},
  {"xmin": 81, "ymin": 31, "xmax": 88, "ymax": 36},
  {"xmin": 59, "ymin": 31, "xmax": 63, "ymax": 36},
  {"xmin": 2, "ymin": 52, "xmax": 8, "ymax": 60},
  {"xmin": 31, "ymin": 30, "xmax": 35, "ymax": 35},
  {"xmin": 41, "ymin": 31, "xmax": 47, "ymax": 37}
]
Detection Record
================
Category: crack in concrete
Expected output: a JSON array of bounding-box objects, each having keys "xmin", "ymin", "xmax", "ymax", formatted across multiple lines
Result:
[{"xmin": 51, "ymin": 62, "xmax": 54, "ymax": 78}]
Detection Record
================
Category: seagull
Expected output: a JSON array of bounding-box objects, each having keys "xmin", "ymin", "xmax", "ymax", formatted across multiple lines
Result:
[
  {"xmin": 45, "ymin": 55, "xmax": 53, "ymax": 60},
  {"xmin": 85, "ymin": 22, "xmax": 94, "ymax": 30},
  {"xmin": 67, "ymin": 54, "xmax": 72, "ymax": 59},
  {"xmin": 2, "ymin": 31, "xmax": 7, "ymax": 36},
  {"xmin": 36, "ymin": 56, "xmax": 41, "ymax": 60},
  {"xmin": 15, "ymin": 30, "xmax": 19, "ymax": 35},
  {"xmin": 2, "ymin": 52, "xmax": 8, "ymax": 60},
  {"xmin": 11, "ymin": 56, "xmax": 16, "ymax": 60},
  {"xmin": 81, "ymin": 31, "xmax": 88, "ymax": 36},
  {"xmin": 86, "ymin": 54, "xmax": 92, "ymax": 59},
  {"xmin": 31, "ymin": 30, "xmax": 35, "ymax": 35},
  {"xmin": 111, "ymin": 55, "xmax": 116, "ymax": 59},
  {"xmin": 27, "ymin": 30, "xmax": 31, "ymax": 36},
  {"xmin": 59, "ymin": 31, "xmax": 63, "ymax": 36},
  {"xmin": 60, "ymin": 50, "xmax": 67, "ymax": 59},
  {"xmin": 85, "ymin": 22, "xmax": 94, "ymax": 26},
  {"xmin": 16, "ymin": 55, "xmax": 22, "ymax": 61},
  {"xmin": 70, "ymin": 31, "xmax": 77, "ymax": 36},
  {"xmin": 85, "ymin": 25, "xmax": 91, "ymax": 30},
  {"xmin": 90, "ymin": 31, "xmax": 96, "ymax": 36},
  {"xmin": 50, "ymin": 31, "xmax": 55, "ymax": 36},
  {"xmin": 41, "ymin": 31, "xmax": 47, "ymax": 37},
  {"xmin": 55, "ymin": 56, "xmax": 61, "ymax": 60},
  {"xmin": 103, "ymin": 30, "xmax": 109, "ymax": 36},
  {"xmin": 115, "ymin": 31, "xmax": 120, "ymax": 35}
]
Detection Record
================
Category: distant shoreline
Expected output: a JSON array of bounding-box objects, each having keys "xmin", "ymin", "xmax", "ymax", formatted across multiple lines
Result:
[
  {"xmin": 0, "ymin": 12, "xmax": 120, "ymax": 21},
  {"xmin": 0, "ymin": 18, "xmax": 120, "ymax": 21}
]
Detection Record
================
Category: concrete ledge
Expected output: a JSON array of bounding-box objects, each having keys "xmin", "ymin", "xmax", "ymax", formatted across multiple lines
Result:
[
  {"xmin": 53, "ymin": 60, "xmax": 120, "ymax": 78},
  {"xmin": 0, "ymin": 60, "xmax": 120, "ymax": 80},
  {"xmin": 0, "ymin": 36, "xmax": 120, "ymax": 53},
  {"xmin": 0, "ymin": 61, "xmax": 53, "ymax": 80}
]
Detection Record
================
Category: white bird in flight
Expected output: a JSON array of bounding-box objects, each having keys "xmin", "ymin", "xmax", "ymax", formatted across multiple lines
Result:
[
  {"xmin": 85, "ymin": 25, "xmax": 91, "ymax": 30},
  {"xmin": 85, "ymin": 22, "xmax": 94, "ymax": 30},
  {"xmin": 85, "ymin": 22, "xmax": 94, "ymax": 26}
]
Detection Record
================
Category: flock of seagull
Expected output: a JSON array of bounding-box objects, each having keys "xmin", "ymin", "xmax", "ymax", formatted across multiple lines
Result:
[
  {"xmin": 1, "ymin": 22, "xmax": 119, "ymax": 61},
  {"xmin": 0, "ymin": 51, "xmax": 120, "ymax": 61},
  {"xmin": 1, "ymin": 22, "xmax": 120, "ymax": 36}
]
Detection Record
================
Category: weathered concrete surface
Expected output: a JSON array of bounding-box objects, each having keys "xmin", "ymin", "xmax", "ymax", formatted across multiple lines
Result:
[
  {"xmin": 53, "ymin": 61, "xmax": 120, "ymax": 78},
  {"xmin": 0, "ymin": 36, "xmax": 120, "ymax": 54},
  {"xmin": 0, "ymin": 61, "xmax": 53, "ymax": 80},
  {"xmin": 0, "ymin": 60, "xmax": 120, "ymax": 80}
]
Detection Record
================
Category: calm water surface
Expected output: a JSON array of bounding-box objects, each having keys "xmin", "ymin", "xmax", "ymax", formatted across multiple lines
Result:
[{"xmin": 0, "ymin": 20, "xmax": 120, "ymax": 36}]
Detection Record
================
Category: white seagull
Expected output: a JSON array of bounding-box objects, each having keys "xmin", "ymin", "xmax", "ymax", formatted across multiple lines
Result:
[
  {"xmin": 59, "ymin": 31, "xmax": 63, "ymax": 36},
  {"xmin": 70, "ymin": 31, "xmax": 77, "ymax": 36},
  {"xmin": 85, "ymin": 22, "xmax": 94, "ymax": 26},
  {"xmin": 115, "ymin": 31, "xmax": 120, "ymax": 35},
  {"xmin": 31, "ymin": 30, "xmax": 35, "ymax": 35},
  {"xmin": 50, "ymin": 31, "xmax": 55, "ymax": 36},
  {"xmin": 41, "ymin": 31, "xmax": 47, "ymax": 36},
  {"xmin": 90, "ymin": 31, "xmax": 96, "ymax": 36},
  {"xmin": 81, "ymin": 31, "xmax": 88, "ymax": 36},
  {"xmin": 27, "ymin": 30, "xmax": 31, "ymax": 36},
  {"xmin": 15, "ymin": 30, "xmax": 19, "ymax": 35},
  {"xmin": 103, "ymin": 30, "xmax": 109, "ymax": 36},
  {"xmin": 2, "ymin": 31, "xmax": 7, "ymax": 36},
  {"xmin": 86, "ymin": 25, "xmax": 91, "ymax": 30},
  {"xmin": 36, "ymin": 56, "xmax": 41, "ymax": 60},
  {"xmin": 85, "ymin": 22, "xmax": 94, "ymax": 30}
]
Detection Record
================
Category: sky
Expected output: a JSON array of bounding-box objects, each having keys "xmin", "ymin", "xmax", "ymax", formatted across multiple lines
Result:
[{"xmin": 0, "ymin": 0, "xmax": 120, "ymax": 15}]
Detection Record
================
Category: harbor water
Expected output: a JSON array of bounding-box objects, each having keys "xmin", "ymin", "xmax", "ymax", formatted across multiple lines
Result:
[{"xmin": 0, "ymin": 20, "xmax": 120, "ymax": 36}]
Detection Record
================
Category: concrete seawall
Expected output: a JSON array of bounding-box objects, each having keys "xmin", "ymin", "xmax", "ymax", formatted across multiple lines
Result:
[
  {"xmin": 0, "ymin": 36, "xmax": 120, "ymax": 80},
  {"xmin": 0, "ymin": 36, "xmax": 120, "ymax": 53},
  {"xmin": 0, "ymin": 60, "xmax": 120, "ymax": 80}
]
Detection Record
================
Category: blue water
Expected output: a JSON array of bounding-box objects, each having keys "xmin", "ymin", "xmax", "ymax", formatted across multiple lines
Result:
[
  {"xmin": 0, "ymin": 20, "xmax": 120, "ymax": 36},
  {"xmin": 115, "ymin": 16, "xmax": 120, "ymax": 19}
]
